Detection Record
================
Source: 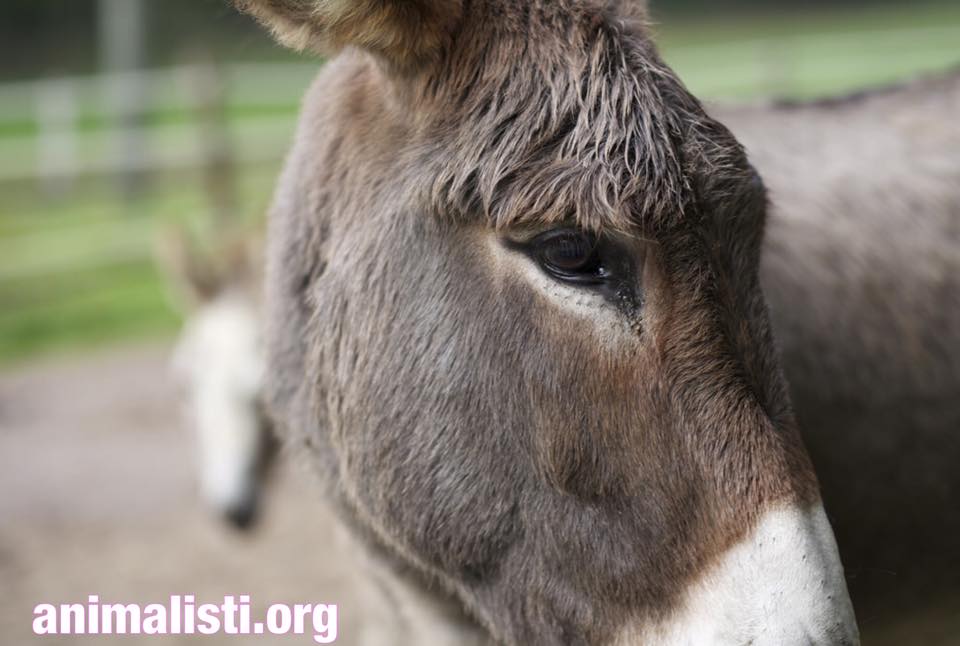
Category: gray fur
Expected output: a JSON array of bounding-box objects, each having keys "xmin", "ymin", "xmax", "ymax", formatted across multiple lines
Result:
[
  {"xmin": 237, "ymin": 0, "xmax": 867, "ymax": 643},
  {"xmin": 717, "ymin": 69, "xmax": 960, "ymax": 617}
]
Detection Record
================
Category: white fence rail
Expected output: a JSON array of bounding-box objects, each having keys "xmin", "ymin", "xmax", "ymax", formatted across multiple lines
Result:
[{"xmin": 0, "ymin": 62, "xmax": 321, "ymax": 189}]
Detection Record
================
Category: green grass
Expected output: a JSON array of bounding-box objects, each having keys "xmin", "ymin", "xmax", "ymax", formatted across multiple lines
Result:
[
  {"xmin": 656, "ymin": 1, "xmax": 960, "ymax": 100},
  {"xmin": 0, "ymin": 167, "xmax": 278, "ymax": 365},
  {"xmin": 1, "ymin": 0, "xmax": 959, "ymax": 366},
  {"xmin": 0, "ymin": 259, "xmax": 180, "ymax": 363}
]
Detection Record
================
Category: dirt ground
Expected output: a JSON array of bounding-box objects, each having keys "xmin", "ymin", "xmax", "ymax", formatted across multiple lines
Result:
[
  {"xmin": 1, "ymin": 344, "xmax": 956, "ymax": 645},
  {"xmin": 0, "ymin": 343, "xmax": 386, "ymax": 646}
]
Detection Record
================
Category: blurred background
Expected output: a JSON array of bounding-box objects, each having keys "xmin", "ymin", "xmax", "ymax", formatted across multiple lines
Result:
[
  {"xmin": 0, "ymin": 1, "xmax": 958, "ymax": 644},
  {"xmin": 2, "ymin": 0, "xmax": 960, "ymax": 364}
]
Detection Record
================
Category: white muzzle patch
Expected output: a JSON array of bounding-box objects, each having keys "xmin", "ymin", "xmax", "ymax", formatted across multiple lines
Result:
[{"xmin": 616, "ymin": 503, "xmax": 859, "ymax": 645}]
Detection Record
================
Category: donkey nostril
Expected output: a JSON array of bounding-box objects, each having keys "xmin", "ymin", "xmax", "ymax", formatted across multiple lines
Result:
[{"xmin": 224, "ymin": 501, "xmax": 257, "ymax": 530}]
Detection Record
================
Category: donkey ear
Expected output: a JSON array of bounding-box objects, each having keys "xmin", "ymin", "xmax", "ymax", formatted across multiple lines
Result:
[
  {"xmin": 619, "ymin": 0, "xmax": 650, "ymax": 19},
  {"xmin": 155, "ymin": 226, "xmax": 223, "ymax": 309},
  {"xmin": 235, "ymin": 0, "xmax": 462, "ymax": 71}
]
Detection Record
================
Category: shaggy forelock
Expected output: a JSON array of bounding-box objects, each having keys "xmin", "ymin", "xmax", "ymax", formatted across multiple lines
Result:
[{"xmin": 419, "ymin": 1, "xmax": 752, "ymax": 235}]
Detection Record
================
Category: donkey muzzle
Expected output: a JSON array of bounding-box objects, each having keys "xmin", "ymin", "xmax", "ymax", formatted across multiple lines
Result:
[{"xmin": 615, "ymin": 503, "xmax": 859, "ymax": 646}]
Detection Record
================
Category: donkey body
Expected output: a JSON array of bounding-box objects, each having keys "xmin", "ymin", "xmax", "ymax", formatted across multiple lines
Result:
[
  {"xmin": 235, "ymin": 1, "xmax": 863, "ymax": 643},
  {"xmin": 718, "ymin": 70, "xmax": 960, "ymax": 617}
]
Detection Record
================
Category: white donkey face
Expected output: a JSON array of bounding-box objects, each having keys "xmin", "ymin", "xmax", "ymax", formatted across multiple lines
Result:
[{"xmin": 172, "ymin": 290, "xmax": 268, "ymax": 528}]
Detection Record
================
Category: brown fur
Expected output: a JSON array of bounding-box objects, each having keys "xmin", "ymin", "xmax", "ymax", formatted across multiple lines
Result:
[
  {"xmin": 237, "ymin": 1, "xmax": 837, "ymax": 643},
  {"xmin": 715, "ymin": 69, "xmax": 960, "ymax": 622}
]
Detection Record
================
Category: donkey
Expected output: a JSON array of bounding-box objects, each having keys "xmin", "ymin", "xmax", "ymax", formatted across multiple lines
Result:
[
  {"xmin": 161, "ymin": 229, "xmax": 274, "ymax": 529},
  {"xmin": 165, "ymin": 67, "xmax": 960, "ymax": 626},
  {"xmin": 716, "ymin": 69, "xmax": 960, "ymax": 622},
  {"xmin": 235, "ymin": 0, "xmax": 858, "ymax": 643}
]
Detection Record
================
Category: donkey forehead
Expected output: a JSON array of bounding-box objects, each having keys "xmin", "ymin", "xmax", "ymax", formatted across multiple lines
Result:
[{"xmin": 404, "ymin": 2, "xmax": 757, "ymax": 236}]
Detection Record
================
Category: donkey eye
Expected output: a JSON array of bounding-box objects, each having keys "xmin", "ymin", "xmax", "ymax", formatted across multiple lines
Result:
[{"xmin": 530, "ymin": 229, "xmax": 607, "ymax": 285}]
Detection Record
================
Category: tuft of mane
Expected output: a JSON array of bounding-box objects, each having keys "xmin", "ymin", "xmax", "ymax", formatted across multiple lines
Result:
[{"xmin": 418, "ymin": 3, "xmax": 752, "ymax": 235}]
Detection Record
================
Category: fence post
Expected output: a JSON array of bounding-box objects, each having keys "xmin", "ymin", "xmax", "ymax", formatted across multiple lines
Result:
[
  {"xmin": 98, "ymin": 0, "xmax": 149, "ymax": 200},
  {"xmin": 187, "ymin": 59, "xmax": 237, "ymax": 227},
  {"xmin": 36, "ymin": 78, "xmax": 78, "ymax": 199}
]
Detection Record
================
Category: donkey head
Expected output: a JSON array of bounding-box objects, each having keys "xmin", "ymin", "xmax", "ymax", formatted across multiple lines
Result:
[
  {"xmin": 238, "ymin": 1, "xmax": 858, "ymax": 643},
  {"xmin": 160, "ymin": 227, "xmax": 272, "ymax": 529}
]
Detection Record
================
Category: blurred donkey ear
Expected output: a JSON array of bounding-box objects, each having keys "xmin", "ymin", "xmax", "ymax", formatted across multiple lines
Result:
[{"xmin": 234, "ymin": 0, "xmax": 463, "ymax": 71}]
